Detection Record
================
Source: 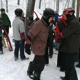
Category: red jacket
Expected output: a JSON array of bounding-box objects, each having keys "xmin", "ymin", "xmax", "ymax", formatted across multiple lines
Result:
[{"xmin": 55, "ymin": 15, "xmax": 67, "ymax": 42}]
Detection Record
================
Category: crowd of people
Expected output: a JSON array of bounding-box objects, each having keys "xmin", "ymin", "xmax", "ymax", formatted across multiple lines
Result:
[{"xmin": 0, "ymin": 7, "xmax": 80, "ymax": 80}]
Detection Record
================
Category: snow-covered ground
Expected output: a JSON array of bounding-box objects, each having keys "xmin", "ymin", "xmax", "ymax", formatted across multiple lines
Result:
[{"xmin": 0, "ymin": 0, "xmax": 80, "ymax": 80}]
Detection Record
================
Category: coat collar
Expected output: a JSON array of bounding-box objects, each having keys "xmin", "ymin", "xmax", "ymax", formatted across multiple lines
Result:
[{"xmin": 41, "ymin": 17, "xmax": 49, "ymax": 27}]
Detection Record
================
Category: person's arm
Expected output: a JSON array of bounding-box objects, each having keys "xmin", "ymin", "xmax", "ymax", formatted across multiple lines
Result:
[
  {"xmin": 61, "ymin": 23, "xmax": 79, "ymax": 38},
  {"xmin": 28, "ymin": 22, "xmax": 40, "ymax": 40}
]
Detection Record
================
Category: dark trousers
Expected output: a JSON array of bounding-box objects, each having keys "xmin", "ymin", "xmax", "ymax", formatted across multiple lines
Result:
[
  {"xmin": 44, "ymin": 46, "xmax": 49, "ymax": 64},
  {"xmin": 25, "ymin": 44, "xmax": 31, "ymax": 55},
  {"xmin": 0, "ymin": 36, "xmax": 2, "ymax": 51},
  {"xmin": 28, "ymin": 55, "xmax": 45, "ymax": 78},
  {"xmin": 14, "ymin": 40, "xmax": 25, "ymax": 59},
  {"xmin": 4, "ymin": 25, "xmax": 9, "ymax": 35},
  {"xmin": 48, "ymin": 37, "xmax": 53, "ymax": 57},
  {"xmin": 65, "ymin": 53, "xmax": 78, "ymax": 80},
  {"xmin": 57, "ymin": 51, "xmax": 65, "ymax": 71},
  {"xmin": 78, "ymin": 48, "xmax": 80, "ymax": 64}
]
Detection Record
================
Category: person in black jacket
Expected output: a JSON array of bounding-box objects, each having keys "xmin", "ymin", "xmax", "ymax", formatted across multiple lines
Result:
[
  {"xmin": 58, "ymin": 8, "xmax": 80, "ymax": 80},
  {"xmin": 76, "ymin": 17, "xmax": 80, "ymax": 68},
  {"xmin": 44, "ymin": 20, "xmax": 55, "ymax": 65},
  {"xmin": 56, "ymin": 14, "xmax": 67, "ymax": 72},
  {"xmin": 0, "ymin": 18, "xmax": 3, "ymax": 54},
  {"xmin": 25, "ymin": 15, "xmax": 34, "ymax": 55}
]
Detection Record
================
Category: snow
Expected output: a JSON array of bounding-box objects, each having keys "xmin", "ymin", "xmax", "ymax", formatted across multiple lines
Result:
[{"xmin": 0, "ymin": 0, "xmax": 80, "ymax": 80}]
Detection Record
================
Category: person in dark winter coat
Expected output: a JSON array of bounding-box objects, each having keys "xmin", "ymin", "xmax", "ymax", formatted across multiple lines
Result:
[
  {"xmin": 12, "ymin": 8, "xmax": 27, "ymax": 61},
  {"xmin": 27, "ymin": 8, "xmax": 55, "ymax": 80},
  {"xmin": 44, "ymin": 20, "xmax": 55, "ymax": 65},
  {"xmin": 76, "ymin": 17, "xmax": 80, "ymax": 68},
  {"xmin": 58, "ymin": 8, "xmax": 80, "ymax": 80},
  {"xmin": 55, "ymin": 14, "xmax": 67, "ymax": 72},
  {"xmin": 25, "ymin": 15, "xmax": 35, "ymax": 55},
  {"xmin": 0, "ymin": 18, "xmax": 4, "ymax": 54},
  {"xmin": 0, "ymin": 8, "xmax": 11, "ymax": 35}
]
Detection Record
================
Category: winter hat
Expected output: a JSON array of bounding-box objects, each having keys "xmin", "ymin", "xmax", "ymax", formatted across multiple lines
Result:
[
  {"xmin": 27, "ymin": 15, "xmax": 33, "ymax": 21},
  {"xmin": 43, "ymin": 8, "xmax": 55, "ymax": 21}
]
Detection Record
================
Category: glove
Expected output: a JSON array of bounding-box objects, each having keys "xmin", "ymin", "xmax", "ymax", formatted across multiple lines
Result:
[{"xmin": 20, "ymin": 32, "xmax": 26, "ymax": 42}]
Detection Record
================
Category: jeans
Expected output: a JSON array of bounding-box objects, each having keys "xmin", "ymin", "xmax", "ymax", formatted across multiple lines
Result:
[{"xmin": 14, "ymin": 40, "xmax": 25, "ymax": 59}]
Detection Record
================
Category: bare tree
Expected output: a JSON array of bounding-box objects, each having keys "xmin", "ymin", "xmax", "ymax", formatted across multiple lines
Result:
[
  {"xmin": 39, "ymin": 0, "xmax": 42, "ymax": 9},
  {"xmin": 56, "ymin": 0, "xmax": 59, "ymax": 12},
  {"xmin": 76, "ymin": 0, "xmax": 80, "ymax": 18},
  {"xmin": 25, "ymin": 0, "xmax": 36, "ymax": 30},
  {"xmin": 17, "ymin": 0, "xmax": 20, "ymax": 5},
  {"xmin": 72, "ymin": 0, "xmax": 75, "ymax": 9},
  {"xmin": 6, "ymin": 0, "xmax": 8, "ymax": 12},
  {"xmin": 0, "ymin": 0, "xmax": 3, "ymax": 8}
]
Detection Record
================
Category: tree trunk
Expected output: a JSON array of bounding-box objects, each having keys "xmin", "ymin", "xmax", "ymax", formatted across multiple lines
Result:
[
  {"xmin": 56, "ymin": 0, "xmax": 59, "ymax": 12},
  {"xmin": 39, "ymin": 0, "xmax": 42, "ymax": 9},
  {"xmin": 6, "ymin": 0, "xmax": 8, "ymax": 12},
  {"xmin": 72, "ymin": 0, "xmax": 75, "ymax": 9},
  {"xmin": 76, "ymin": 0, "xmax": 80, "ymax": 18},
  {"xmin": 17, "ymin": 0, "xmax": 20, "ymax": 5},
  {"xmin": 25, "ymin": 0, "xmax": 36, "ymax": 33},
  {"xmin": 1, "ymin": 0, "xmax": 3, "ymax": 8}
]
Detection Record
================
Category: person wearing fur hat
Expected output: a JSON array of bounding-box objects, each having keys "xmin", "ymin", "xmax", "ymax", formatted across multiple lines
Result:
[
  {"xmin": 58, "ymin": 8, "xmax": 80, "ymax": 80},
  {"xmin": 27, "ymin": 8, "xmax": 55, "ymax": 80}
]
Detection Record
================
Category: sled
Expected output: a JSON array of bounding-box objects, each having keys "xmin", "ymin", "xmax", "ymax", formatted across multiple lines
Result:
[
  {"xmin": 3, "ymin": 29, "xmax": 13, "ymax": 51},
  {"xmin": 2, "ymin": 34, "xmax": 7, "ymax": 48}
]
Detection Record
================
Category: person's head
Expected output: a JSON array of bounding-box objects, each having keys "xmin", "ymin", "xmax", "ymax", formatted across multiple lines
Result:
[
  {"xmin": 27, "ymin": 15, "xmax": 33, "ymax": 23},
  {"xmin": 55, "ymin": 11, "xmax": 58, "ymax": 14},
  {"xmin": 63, "ymin": 8, "xmax": 75, "ymax": 19},
  {"xmin": 15, "ymin": 8, "xmax": 23, "ymax": 17},
  {"xmin": 0, "ymin": 8, "xmax": 5, "ymax": 14},
  {"xmin": 43, "ymin": 8, "xmax": 55, "ymax": 23}
]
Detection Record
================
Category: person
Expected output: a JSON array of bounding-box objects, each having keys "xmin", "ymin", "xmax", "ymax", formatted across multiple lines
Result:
[
  {"xmin": 76, "ymin": 48, "xmax": 80, "ymax": 68},
  {"xmin": 55, "ymin": 14, "xmax": 67, "ymax": 72},
  {"xmin": 76, "ymin": 17, "xmax": 80, "ymax": 68},
  {"xmin": 27, "ymin": 8, "xmax": 55, "ymax": 80},
  {"xmin": 44, "ymin": 20, "xmax": 55, "ymax": 65},
  {"xmin": 12, "ymin": 8, "xmax": 27, "ymax": 61},
  {"xmin": 58, "ymin": 8, "xmax": 80, "ymax": 80},
  {"xmin": 0, "ymin": 18, "xmax": 3, "ymax": 54},
  {"xmin": 25, "ymin": 15, "xmax": 35, "ymax": 55},
  {"xmin": 0, "ymin": 8, "xmax": 11, "ymax": 35},
  {"xmin": 79, "ymin": 17, "xmax": 80, "ymax": 22},
  {"xmin": 54, "ymin": 11, "xmax": 60, "ymax": 23}
]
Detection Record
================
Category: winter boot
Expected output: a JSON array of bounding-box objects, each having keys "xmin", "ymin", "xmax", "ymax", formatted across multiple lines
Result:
[
  {"xmin": 0, "ymin": 49, "xmax": 3, "ymax": 54},
  {"xmin": 33, "ymin": 72, "xmax": 41, "ymax": 80},
  {"xmin": 60, "ymin": 76, "xmax": 67, "ymax": 80},
  {"xmin": 76, "ymin": 63, "xmax": 80, "ymax": 68},
  {"xmin": 27, "ymin": 62, "xmax": 34, "ymax": 79}
]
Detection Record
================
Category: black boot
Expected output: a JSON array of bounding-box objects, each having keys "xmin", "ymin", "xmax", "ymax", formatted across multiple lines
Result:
[
  {"xmin": 33, "ymin": 72, "xmax": 41, "ymax": 80},
  {"xmin": 60, "ymin": 76, "xmax": 67, "ymax": 80},
  {"xmin": 76, "ymin": 63, "xmax": 80, "ymax": 68},
  {"xmin": 27, "ymin": 62, "xmax": 34, "ymax": 79}
]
